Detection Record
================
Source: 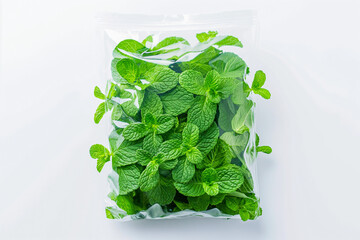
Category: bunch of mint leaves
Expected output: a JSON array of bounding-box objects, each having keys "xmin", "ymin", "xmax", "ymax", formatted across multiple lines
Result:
[{"xmin": 90, "ymin": 31, "xmax": 272, "ymax": 221}]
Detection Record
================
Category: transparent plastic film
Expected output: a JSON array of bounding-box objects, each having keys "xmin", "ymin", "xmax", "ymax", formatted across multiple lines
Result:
[{"xmin": 90, "ymin": 11, "xmax": 272, "ymax": 221}]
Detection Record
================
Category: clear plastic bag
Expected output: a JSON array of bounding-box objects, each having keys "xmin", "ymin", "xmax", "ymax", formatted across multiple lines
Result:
[{"xmin": 90, "ymin": 11, "xmax": 272, "ymax": 221}]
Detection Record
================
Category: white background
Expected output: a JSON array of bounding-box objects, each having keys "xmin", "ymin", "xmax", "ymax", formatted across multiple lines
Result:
[{"xmin": 1, "ymin": 0, "xmax": 360, "ymax": 239}]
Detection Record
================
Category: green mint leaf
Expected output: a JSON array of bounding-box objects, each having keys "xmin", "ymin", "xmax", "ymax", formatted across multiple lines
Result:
[
  {"xmin": 142, "ymin": 35, "xmax": 153, "ymax": 47},
  {"xmin": 182, "ymin": 123, "xmax": 199, "ymax": 147},
  {"xmin": 108, "ymin": 128, "xmax": 123, "ymax": 152},
  {"xmin": 174, "ymin": 200, "xmax": 191, "ymax": 211},
  {"xmin": 188, "ymin": 96, "xmax": 217, "ymax": 132},
  {"xmin": 210, "ymin": 193, "xmax": 226, "ymax": 205},
  {"xmin": 218, "ymin": 99, "xmax": 237, "ymax": 132},
  {"xmin": 216, "ymin": 167, "xmax": 244, "ymax": 193},
  {"xmin": 225, "ymin": 196, "xmax": 241, "ymax": 211},
  {"xmin": 116, "ymin": 58, "xmax": 139, "ymax": 84},
  {"xmin": 122, "ymin": 123, "xmax": 149, "ymax": 141},
  {"xmin": 179, "ymin": 70, "xmax": 207, "ymax": 95},
  {"xmin": 143, "ymin": 134, "xmax": 163, "ymax": 155},
  {"xmin": 210, "ymin": 52, "xmax": 247, "ymax": 79},
  {"xmin": 196, "ymin": 31, "xmax": 218, "ymax": 42},
  {"xmin": 89, "ymin": 144, "xmax": 110, "ymax": 172},
  {"xmin": 89, "ymin": 144, "xmax": 110, "ymax": 160},
  {"xmin": 158, "ymin": 139, "xmax": 183, "ymax": 161},
  {"xmin": 204, "ymin": 70, "xmax": 222, "ymax": 103},
  {"xmin": 139, "ymin": 161, "xmax": 160, "ymax": 191},
  {"xmin": 203, "ymin": 183, "xmax": 219, "ymax": 196},
  {"xmin": 231, "ymin": 99, "xmax": 254, "ymax": 134},
  {"xmin": 172, "ymin": 157, "xmax": 195, "ymax": 183},
  {"xmin": 174, "ymin": 173, "xmax": 205, "ymax": 197},
  {"xmin": 231, "ymin": 81, "xmax": 251, "ymax": 105},
  {"xmin": 94, "ymin": 102, "xmax": 106, "ymax": 124},
  {"xmin": 256, "ymin": 146, "xmax": 272, "ymax": 154},
  {"xmin": 152, "ymin": 36, "xmax": 189, "ymax": 51},
  {"xmin": 136, "ymin": 149, "xmax": 153, "ymax": 166},
  {"xmin": 113, "ymin": 39, "xmax": 147, "ymax": 58},
  {"xmin": 94, "ymin": 86, "xmax": 106, "ymax": 100},
  {"xmin": 146, "ymin": 66, "xmax": 179, "ymax": 94},
  {"xmin": 201, "ymin": 168, "xmax": 218, "ymax": 184},
  {"xmin": 147, "ymin": 177, "xmax": 176, "ymax": 205},
  {"xmin": 253, "ymin": 88, "xmax": 271, "ymax": 99},
  {"xmin": 159, "ymin": 158, "xmax": 178, "ymax": 170},
  {"xmin": 156, "ymin": 115, "xmax": 175, "ymax": 134},
  {"xmin": 186, "ymin": 147, "xmax": 203, "ymax": 164},
  {"xmin": 160, "ymin": 86, "xmax": 194, "ymax": 116},
  {"xmin": 255, "ymin": 133, "xmax": 260, "ymax": 146},
  {"xmin": 116, "ymin": 165, "xmax": 140, "ymax": 195},
  {"xmin": 116, "ymin": 195, "xmax": 137, "ymax": 215},
  {"xmin": 196, "ymin": 122, "xmax": 219, "ymax": 155},
  {"xmin": 190, "ymin": 46, "xmax": 222, "ymax": 65},
  {"xmin": 141, "ymin": 90, "xmax": 163, "ymax": 118},
  {"xmin": 144, "ymin": 112, "xmax": 156, "ymax": 125},
  {"xmin": 112, "ymin": 140, "xmax": 142, "ymax": 167},
  {"xmin": 203, "ymin": 139, "xmax": 233, "ymax": 168},
  {"xmin": 251, "ymin": 70, "xmax": 266, "ymax": 89},
  {"xmin": 187, "ymin": 194, "xmax": 210, "ymax": 211},
  {"xmin": 214, "ymin": 35, "xmax": 243, "ymax": 48},
  {"xmin": 220, "ymin": 132, "xmax": 249, "ymax": 158},
  {"xmin": 116, "ymin": 86, "xmax": 144, "ymax": 117}
]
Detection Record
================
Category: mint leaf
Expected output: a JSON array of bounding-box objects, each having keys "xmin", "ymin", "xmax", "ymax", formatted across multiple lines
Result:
[
  {"xmin": 210, "ymin": 53, "xmax": 247, "ymax": 79},
  {"xmin": 89, "ymin": 144, "xmax": 110, "ymax": 172},
  {"xmin": 218, "ymin": 99, "xmax": 236, "ymax": 132},
  {"xmin": 94, "ymin": 86, "xmax": 106, "ymax": 100},
  {"xmin": 253, "ymin": 88, "xmax": 271, "ymax": 99},
  {"xmin": 116, "ymin": 195, "xmax": 138, "ymax": 215},
  {"xmin": 179, "ymin": 70, "xmax": 206, "ymax": 95},
  {"xmin": 216, "ymin": 167, "xmax": 244, "ymax": 193},
  {"xmin": 152, "ymin": 37, "xmax": 189, "ymax": 51},
  {"xmin": 141, "ymin": 90, "xmax": 163, "ymax": 118},
  {"xmin": 112, "ymin": 140, "xmax": 142, "ymax": 167},
  {"xmin": 203, "ymin": 139, "xmax": 232, "ymax": 168},
  {"xmin": 214, "ymin": 36, "xmax": 243, "ymax": 48},
  {"xmin": 94, "ymin": 102, "xmax": 106, "ymax": 124},
  {"xmin": 147, "ymin": 177, "xmax": 176, "ymax": 205},
  {"xmin": 210, "ymin": 193, "xmax": 226, "ymax": 205},
  {"xmin": 143, "ymin": 134, "xmax": 163, "ymax": 155},
  {"xmin": 174, "ymin": 173, "xmax": 205, "ymax": 197},
  {"xmin": 136, "ymin": 149, "xmax": 153, "ymax": 166},
  {"xmin": 186, "ymin": 147, "xmax": 203, "ymax": 164},
  {"xmin": 116, "ymin": 58, "xmax": 139, "ymax": 84},
  {"xmin": 182, "ymin": 123, "xmax": 199, "ymax": 147},
  {"xmin": 158, "ymin": 139, "xmax": 183, "ymax": 161},
  {"xmin": 142, "ymin": 35, "xmax": 153, "ymax": 47},
  {"xmin": 188, "ymin": 194, "xmax": 210, "ymax": 211},
  {"xmin": 188, "ymin": 96, "xmax": 217, "ymax": 132},
  {"xmin": 123, "ymin": 123, "xmax": 149, "ymax": 141},
  {"xmin": 196, "ymin": 31, "xmax": 218, "ymax": 42},
  {"xmin": 196, "ymin": 122, "xmax": 219, "ymax": 155},
  {"xmin": 146, "ymin": 66, "xmax": 179, "ymax": 94},
  {"xmin": 159, "ymin": 158, "xmax": 178, "ymax": 170},
  {"xmin": 231, "ymin": 99, "xmax": 254, "ymax": 134},
  {"xmin": 251, "ymin": 70, "xmax": 266, "ymax": 89},
  {"xmin": 220, "ymin": 132, "xmax": 249, "ymax": 158},
  {"xmin": 256, "ymin": 146, "xmax": 272, "ymax": 154},
  {"xmin": 116, "ymin": 165, "xmax": 140, "ymax": 195},
  {"xmin": 156, "ymin": 115, "xmax": 175, "ymax": 134},
  {"xmin": 172, "ymin": 157, "xmax": 195, "ymax": 183},
  {"xmin": 203, "ymin": 183, "xmax": 219, "ymax": 196},
  {"xmin": 160, "ymin": 86, "xmax": 194, "ymax": 116},
  {"xmin": 231, "ymin": 81, "xmax": 250, "ymax": 105},
  {"xmin": 139, "ymin": 161, "xmax": 160, "ymax": 191},
  {"xmin": 113, "ymin": 39, "xmax": 147, "ymax": 58}
]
